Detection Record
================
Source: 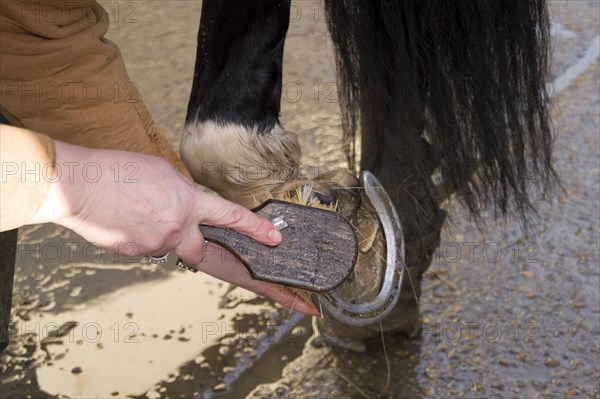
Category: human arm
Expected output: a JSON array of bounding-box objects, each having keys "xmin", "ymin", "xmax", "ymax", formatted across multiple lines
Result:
[
  {"xmin": 1, "ymin": 125, "xmax": 319, "ymax": 315},
  {"xmin": 28, "ymin": 137, "xmax": 283, "ymax": 264}
]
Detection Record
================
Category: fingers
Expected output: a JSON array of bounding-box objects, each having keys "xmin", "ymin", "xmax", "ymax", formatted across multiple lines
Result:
[
  {"xmin": 196, "ymin": 191, "xmax": 282, "ymax": 246},
  {"xmin": 193, "ymin": 243, "xmax": 259, "ymax": 285},
  {"xmin": 196, "ymin": 244, "xmax": 320, "ymax": 316},
  {"xmin": 173, "ymin": 223, "xmax": 207, "ymax": 265},
  {"xmin": 252, "ymin": 284, "xmax": 321, "ymax": 317}
]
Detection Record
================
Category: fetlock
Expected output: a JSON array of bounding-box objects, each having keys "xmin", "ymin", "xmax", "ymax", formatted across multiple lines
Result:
[{"xmin": 180, "ymin": 121, "xmax": 301, "ymax": 208}]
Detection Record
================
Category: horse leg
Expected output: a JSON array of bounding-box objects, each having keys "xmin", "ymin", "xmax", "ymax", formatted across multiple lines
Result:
[
  {"xmin": 319, "ymin": 0, "xmax": 553, "ymax": 349},
  {"xmin": 183, "ymin": 2, "xmax": 401, "ymax": 351},
  {"xmin": 181, "ymin": 0, "xmax": 300, "ymax": 208},
  {"xmin": 313, "ymin": 128, "xmax": 446, "ymax": 351},
  {"xmin": 360, "ymin": 123, "xmax": 447, "ymax": 335},
  {"xmin": 183, "ymin": 1, "xmax": 442, "ymax": 351}
]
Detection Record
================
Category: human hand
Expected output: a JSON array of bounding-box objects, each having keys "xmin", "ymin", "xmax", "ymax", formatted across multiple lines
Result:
[
  {"xmin": 30, "ymin": 140, "xmax": 282, "ymax": 264},
  {"xmin": 196, "ymin": 243, "xmax": 320, "ymax": 316},
  {"xmin": 30, "ymin": 140, "xmax": 319, "ymax": 315}
]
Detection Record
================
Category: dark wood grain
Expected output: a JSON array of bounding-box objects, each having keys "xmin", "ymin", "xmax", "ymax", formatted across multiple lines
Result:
[{"xmin": 200, "ymin": 200, "xmax": 357, "ymax": 292}]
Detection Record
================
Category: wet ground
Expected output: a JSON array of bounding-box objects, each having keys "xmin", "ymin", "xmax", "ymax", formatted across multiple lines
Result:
[{"xmin": 1, "ymin": 1, "xmax": 599, "ymax": 398}]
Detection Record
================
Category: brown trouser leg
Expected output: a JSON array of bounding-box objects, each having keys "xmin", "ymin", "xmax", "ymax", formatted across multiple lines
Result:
[{"xmin": 0, "ymin": 0, "xmax": 189, "ymax": 177}]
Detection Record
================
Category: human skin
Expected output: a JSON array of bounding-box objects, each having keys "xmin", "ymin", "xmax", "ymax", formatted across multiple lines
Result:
[{"xmin": 26, "ymin": 135, "xmax": 318, "ymax": 316}]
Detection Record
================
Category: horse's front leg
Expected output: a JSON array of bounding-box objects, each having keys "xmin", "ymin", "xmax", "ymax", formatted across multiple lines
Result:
[
  {"xmin": 182, "ymin": 2, "xmax": 391, "ymax": 352},
  {"xmin": 182, "ymin": 0, "xmax": 299, "ymax": 208}
]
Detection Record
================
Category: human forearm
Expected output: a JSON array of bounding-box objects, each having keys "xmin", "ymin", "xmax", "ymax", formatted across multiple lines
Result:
[{"xmin": 0, "ymin": 125, "xmax": 56, "ymax": 231}]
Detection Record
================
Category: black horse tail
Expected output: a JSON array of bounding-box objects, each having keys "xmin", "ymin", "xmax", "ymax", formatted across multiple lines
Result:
[{"xmin": 324, "ymin": 0, "xmax": 557, "ymax": 222}]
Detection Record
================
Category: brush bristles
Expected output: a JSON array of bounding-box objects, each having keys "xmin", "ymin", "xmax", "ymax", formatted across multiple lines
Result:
[{"xmin": 280, "ymin": 185, "xmax": 338, "ymax": 211}]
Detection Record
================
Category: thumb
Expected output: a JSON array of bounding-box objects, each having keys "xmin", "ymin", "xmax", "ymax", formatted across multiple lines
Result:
[{"xmin": 196, "ymin": 191, "xmax": 282, "ymax": 246}]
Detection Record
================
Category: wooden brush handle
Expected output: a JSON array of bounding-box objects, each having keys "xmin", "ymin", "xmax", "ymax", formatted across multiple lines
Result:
[{"xmin": 199, "ymin": 200, "xmax": 357, "ymax": 292}]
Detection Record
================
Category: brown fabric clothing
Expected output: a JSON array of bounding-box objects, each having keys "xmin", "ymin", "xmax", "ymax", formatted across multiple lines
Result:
[{"xmin": 0, "ymin": 0, "xmax": 191, "ymax": 231}]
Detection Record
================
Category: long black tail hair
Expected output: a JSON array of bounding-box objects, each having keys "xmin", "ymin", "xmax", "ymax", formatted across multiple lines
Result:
[{"xmin": 324, "ymin": 0, "xmax": 556, "ymax": 222}]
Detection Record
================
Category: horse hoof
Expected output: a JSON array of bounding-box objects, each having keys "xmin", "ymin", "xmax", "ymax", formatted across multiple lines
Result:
[{"xmin": 311, "ymin": 318, "xmax": 369, "ymax": 353}]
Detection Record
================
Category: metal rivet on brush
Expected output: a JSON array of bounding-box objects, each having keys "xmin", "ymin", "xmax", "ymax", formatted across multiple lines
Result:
[{"xmin": 271, "ymin": 216, "xmax": 288, "ymax": 230}]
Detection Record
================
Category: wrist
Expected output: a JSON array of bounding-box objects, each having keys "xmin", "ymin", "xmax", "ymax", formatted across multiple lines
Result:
[{"xmin": 28, "ymin": 141, "xmax": 90, "ymax": 225}]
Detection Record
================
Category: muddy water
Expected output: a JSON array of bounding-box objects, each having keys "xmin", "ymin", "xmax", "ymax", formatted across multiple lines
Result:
[{"xmin": 1, "ymin": 1, "xmax": 599, "ymax": 398}]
